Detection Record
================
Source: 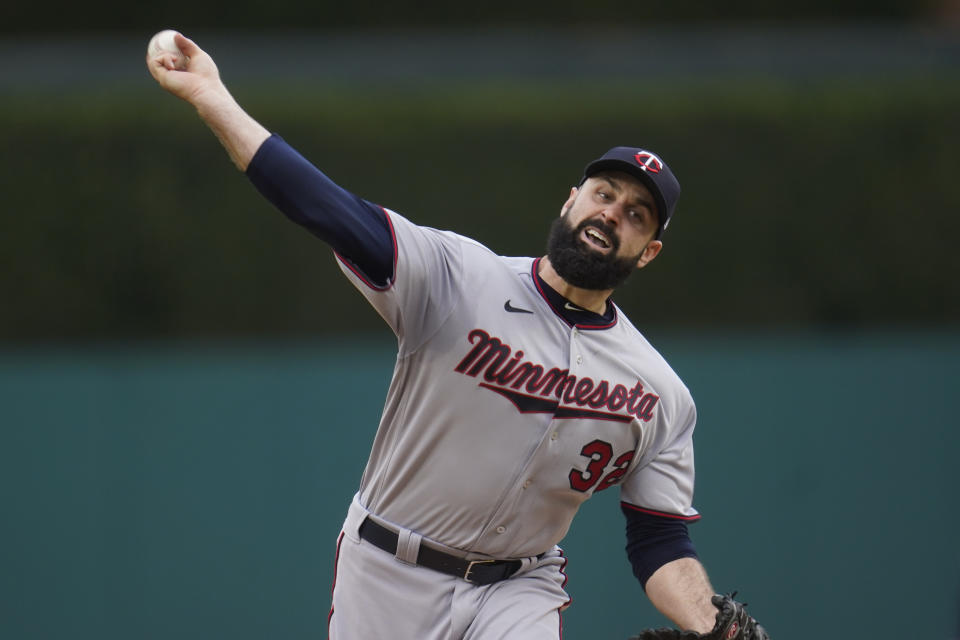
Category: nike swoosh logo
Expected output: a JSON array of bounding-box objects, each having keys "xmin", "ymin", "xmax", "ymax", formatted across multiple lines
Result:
[
  {"xmin": 564, "ymin": 302, "xmax": 586, "ymax": 312},
  {"xmin": 504, "ymin": 300, "xmax": 534, "ymax": 314}
]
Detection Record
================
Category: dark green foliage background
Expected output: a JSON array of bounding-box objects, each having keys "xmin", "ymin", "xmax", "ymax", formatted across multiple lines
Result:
[{"xmin": 2, "ymin": 76, "xmax": 958, "ymax": 341}]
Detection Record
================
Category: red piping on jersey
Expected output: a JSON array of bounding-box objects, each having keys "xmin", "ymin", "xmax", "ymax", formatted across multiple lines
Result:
[
  {"xmin": 621, "ymin": 501, "xmax": 702, "ymax": 522},
  {"xmin": 530, "ymin": 257, "xmax": 619, "ymax": 330},
  {"xmin": 335, "ymin": 206, "xmax": 398, "ymax": 291}
]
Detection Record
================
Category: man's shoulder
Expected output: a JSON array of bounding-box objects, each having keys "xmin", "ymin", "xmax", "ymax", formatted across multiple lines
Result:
[
  {"xmin": 382, "ymin": 210, "xmax": 538, "ymax": 287},
  {"xmin": 384, "ymin": 208, "xmax": 503, "ymax": 255}
]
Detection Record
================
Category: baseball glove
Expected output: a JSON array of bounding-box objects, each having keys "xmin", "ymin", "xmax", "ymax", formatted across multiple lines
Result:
[{"xmin": 629, "ymin": 593, "xmax": 769, "ymax": 640}]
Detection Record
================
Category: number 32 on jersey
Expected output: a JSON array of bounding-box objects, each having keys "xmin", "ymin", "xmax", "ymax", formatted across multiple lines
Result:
[{"xmin": 568, "ymin": 438, "xmax": 635, "ymax": 493}]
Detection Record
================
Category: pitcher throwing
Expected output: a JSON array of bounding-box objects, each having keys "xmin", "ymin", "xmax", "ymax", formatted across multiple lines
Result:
[{"xmin": 147, "ymin": 31, "xmax": 770, "ymax": 640}]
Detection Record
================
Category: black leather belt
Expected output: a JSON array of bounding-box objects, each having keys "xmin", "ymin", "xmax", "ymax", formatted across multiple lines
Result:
[{"xmin": 357, "ymin": 517, "xmax": 523, "ymax": 586}]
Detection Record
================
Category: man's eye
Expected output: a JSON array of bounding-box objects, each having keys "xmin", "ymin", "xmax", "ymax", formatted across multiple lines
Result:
[{"xmin": 597, "ymin": 191, "xmax": 608, "ymax": 199}]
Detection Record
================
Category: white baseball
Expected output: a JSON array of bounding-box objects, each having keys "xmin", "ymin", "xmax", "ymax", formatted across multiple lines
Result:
[{"xmin": 147, "ymin": 30, "xmax": 189, "ymax": 70}]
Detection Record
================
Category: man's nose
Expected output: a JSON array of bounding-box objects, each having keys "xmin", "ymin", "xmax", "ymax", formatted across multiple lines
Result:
[{"xmin": 599, "ymin": 204, "xmax": 623, "ymax": 226}]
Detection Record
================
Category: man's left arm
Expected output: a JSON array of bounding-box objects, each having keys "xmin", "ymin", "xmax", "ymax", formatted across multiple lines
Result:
[
  {"xmin": 621, "ymin": 503, "xmax": 716, "ymax": 632},
  {"xmin": 620, "ymin": 408, "xmax": 771, "ymax": 638},
  {"xmin": 635, "ymin": 557, "xmax": 772, "ymax": 640},
  {"xmin": 620, "ymin": 397, "xmax": 719, "ymax": 633}
]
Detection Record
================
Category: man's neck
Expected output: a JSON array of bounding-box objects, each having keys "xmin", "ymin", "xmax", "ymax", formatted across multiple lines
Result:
[{"xmin": 537, "ymin": 256, "xmax": 613, "ymax": 315}]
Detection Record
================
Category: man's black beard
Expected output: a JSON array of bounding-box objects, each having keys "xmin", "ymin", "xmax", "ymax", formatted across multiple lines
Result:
[{"xmin": 546, "ymin": 215, "xmax": 642, "ymax": 291}]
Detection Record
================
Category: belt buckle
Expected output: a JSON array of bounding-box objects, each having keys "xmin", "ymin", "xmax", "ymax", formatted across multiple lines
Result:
[{"xmin": 464, "ymin": 559, "xmax": 497, "ymax": 584}]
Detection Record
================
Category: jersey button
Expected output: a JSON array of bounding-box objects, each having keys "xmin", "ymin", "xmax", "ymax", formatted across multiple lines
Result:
[
  {"xmin": 576, "ymin": 355, "xmax": 583, "ymax": 365},
  {"xmin": 551, "ymin": 431, "xmax": 558, "ymax": 441},
  {"xmin": 496, "ymin": 526, "xmax": 506, "ymax": 534},
  {"xmin": 523, "ymin": 479, "xmax": 532, "ymax": 489}
]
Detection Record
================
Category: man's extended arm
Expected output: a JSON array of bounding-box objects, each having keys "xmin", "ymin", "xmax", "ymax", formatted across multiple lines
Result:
[
  {"xmin": 145, "ymin": 33, "xmax": 394, "ymax": 285},
  {"xmin": 146, "ymin": 32, "xmax": 270, "ymax": 171}
]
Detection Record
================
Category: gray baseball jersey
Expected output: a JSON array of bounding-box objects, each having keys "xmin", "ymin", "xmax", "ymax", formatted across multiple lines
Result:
[{"xmin": 338, "ymin": 208, "xmax": 699, "ymax": 561}]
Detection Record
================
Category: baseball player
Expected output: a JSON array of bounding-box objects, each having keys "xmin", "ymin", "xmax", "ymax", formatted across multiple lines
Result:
[{"xmin": 147, "ymin": 33, "xmax": 769, "ymax": 640}]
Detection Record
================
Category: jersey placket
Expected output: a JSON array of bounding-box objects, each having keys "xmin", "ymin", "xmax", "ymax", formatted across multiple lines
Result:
[{"xmin": 469, "ymin": 324, "xmax": 587, "ymax": 555}]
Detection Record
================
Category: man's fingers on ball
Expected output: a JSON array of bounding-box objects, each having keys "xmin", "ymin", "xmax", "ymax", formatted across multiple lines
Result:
[
  {"xmin": 145, "ymin": 54, "xmax": 167, "ymax": 79},
  {"xmin": 146, "ymin": 29, "xmax": 190, "ymax": 70},
  {"xmin": 148, "ymin": 52, "xmax": 179, "ymax": 72},
  {"xmin": 166, "ymin": 54, "xmax": 187, "ymax": 70}
]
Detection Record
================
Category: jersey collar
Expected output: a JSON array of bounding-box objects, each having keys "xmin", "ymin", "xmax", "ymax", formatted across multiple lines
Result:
[{"xmin": 531, "ymin": 257, "xmax": 618, "ymax": 330}]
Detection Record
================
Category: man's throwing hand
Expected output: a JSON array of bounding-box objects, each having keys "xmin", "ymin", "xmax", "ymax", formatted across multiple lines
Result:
[{"xmin": 145, "ymin": 31, "xmax": 226, "ymax": 107}]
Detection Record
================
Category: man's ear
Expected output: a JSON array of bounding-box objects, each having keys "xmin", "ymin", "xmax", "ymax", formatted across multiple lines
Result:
[
  {"xmin": 636, "ymin": 240, "xmax": 663, "ymax": 269},
  {"xmin": 561, "ymin": 186, "xmax": 579, "ymax": 216}
]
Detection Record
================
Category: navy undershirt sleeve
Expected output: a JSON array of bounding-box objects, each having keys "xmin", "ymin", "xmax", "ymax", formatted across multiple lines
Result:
[
  {"xmin": 245, "ymin": 134, "xmax": 395, "ymax": 287},
  {"xmin": 622, "ymin": 503, "xmax": 699, "ymax": 591}
]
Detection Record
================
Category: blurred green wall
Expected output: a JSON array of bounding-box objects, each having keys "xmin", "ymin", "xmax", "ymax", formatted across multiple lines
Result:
[
  {"xmin": 2, "ymin": 29, "xmax": 959, "ymax": 342},
  {"xmin": 2, "ymin": 333, "xmax": 957, "ymax": 640}
]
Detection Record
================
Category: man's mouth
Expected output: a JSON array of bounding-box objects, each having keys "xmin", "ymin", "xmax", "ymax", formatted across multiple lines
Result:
[{"xmin": 581, "ymin": 226, "xmax": 612, "ymax": 252}]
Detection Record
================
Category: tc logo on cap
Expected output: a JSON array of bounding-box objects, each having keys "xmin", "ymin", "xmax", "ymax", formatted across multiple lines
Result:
[{"xmin": 634, "ymin": 151, "xmax": 663, "ymax": 174}]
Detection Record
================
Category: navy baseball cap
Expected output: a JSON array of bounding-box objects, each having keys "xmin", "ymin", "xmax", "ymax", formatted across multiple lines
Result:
[{"xmin": 579, "ymin": 147, "xmax": 681, "ymax": 240}]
